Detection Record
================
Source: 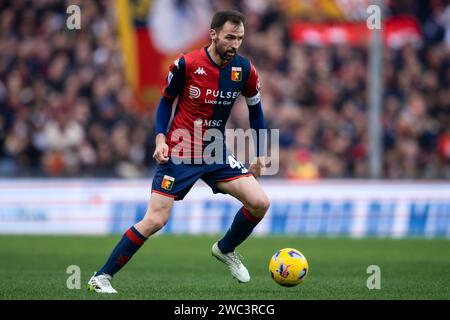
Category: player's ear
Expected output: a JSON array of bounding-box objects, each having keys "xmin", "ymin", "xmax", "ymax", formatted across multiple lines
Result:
[{"xmin": 210, "ymin": 28, "xmax": 217, "ymax": 41}]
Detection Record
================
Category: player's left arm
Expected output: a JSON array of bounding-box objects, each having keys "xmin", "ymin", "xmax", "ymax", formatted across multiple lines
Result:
[{"xmin": 243, "ymin": 63, "xmax": 267, "ymax": 178}]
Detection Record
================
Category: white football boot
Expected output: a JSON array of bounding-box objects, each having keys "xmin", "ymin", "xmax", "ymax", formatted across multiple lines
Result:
[
  {"xmin": 87, "ymin": 273, "xmax": 117, "ymax": 293},
  {"xmin": 211, "ymin": 242, "xmax": 250, "ymax": 283}
]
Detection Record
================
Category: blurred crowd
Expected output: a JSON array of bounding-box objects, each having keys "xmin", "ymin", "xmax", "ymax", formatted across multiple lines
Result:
[
  {"xmin": 0, "ymin": 0, "xmax": 449, "ymax": 179},
  {"xmin": 0, "ymin": 0, "xmax": 153, "ymax": 178}
]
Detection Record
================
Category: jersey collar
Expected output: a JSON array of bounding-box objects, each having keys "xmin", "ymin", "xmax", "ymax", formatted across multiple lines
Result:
[{"xmin": 204, "ymin": 46, "xmax": 234, "ymax": 69}]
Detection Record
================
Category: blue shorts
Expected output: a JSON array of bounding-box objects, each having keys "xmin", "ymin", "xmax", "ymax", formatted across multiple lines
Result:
[{"xmin": 151, "ymin": 155, "xmax": 253, "ymax": 200}]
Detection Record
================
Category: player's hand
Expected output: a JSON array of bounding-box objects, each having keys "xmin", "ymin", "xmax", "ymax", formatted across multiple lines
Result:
[
  {"xmin": 153, "ymin": 134, "xmax": 169, "ymax": 164},
  {"xmin": 249, "ymin": 157, "xmax": 266, "ymax": 178}
]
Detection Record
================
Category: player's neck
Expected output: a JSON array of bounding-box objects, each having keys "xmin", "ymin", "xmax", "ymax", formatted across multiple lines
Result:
[{"xmin": 207, "ymin": 44, "xmax": 228, "ymax": 67}]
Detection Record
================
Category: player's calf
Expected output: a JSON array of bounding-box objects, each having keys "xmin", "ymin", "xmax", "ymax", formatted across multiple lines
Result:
[{"xmin": 216, "ymin": 206, "xmax": 263, "ymax": 257}]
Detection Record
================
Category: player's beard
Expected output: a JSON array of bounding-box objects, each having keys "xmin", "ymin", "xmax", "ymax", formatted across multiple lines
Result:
[{"xmin": 215, "ymin": 40, "xmax": 235, "ymax": 62}]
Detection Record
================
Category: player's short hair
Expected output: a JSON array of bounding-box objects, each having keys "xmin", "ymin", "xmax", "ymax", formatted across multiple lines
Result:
[{"xmin": 210, "ymin": 10, "xmax": 247, "ymax": 31}]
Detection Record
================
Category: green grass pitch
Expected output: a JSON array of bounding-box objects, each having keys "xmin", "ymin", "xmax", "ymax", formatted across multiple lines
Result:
[{"xmin": 0, "ymin": 235, "xmax": 449, "ymax": 300}]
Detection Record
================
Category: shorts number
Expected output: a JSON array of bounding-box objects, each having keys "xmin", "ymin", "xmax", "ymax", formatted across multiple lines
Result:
[{"xmin": 228, "ymin": 155, "xmax": 248, "ymax": 174}]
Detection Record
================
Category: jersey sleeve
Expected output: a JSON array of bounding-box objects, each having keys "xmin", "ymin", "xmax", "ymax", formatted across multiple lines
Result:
[
  {"xmin": 162, "ymin": 55, "xmax": 186, "ymax": 99},
  {"xmin": 242, "ymin": 63, "xmax": 261, "ymax": 106}
]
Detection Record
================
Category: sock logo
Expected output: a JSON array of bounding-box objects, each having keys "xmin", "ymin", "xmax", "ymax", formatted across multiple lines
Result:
[{"xmin": 117, "ymin": 255, "xmax": 130, "ymax": 267}]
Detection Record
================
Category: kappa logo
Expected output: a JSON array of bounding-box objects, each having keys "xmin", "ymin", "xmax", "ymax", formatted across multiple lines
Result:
[{"xmin": 194, "ymin": 67, "xmax": 207, "ymax": 75}]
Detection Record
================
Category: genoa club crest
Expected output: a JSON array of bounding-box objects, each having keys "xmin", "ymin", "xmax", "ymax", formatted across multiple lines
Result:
[
  {"xmin": 231, "ymin": 67, "xmax": 242, "ymax": 81},
  {"xmin": 161, "ymin": 175, "xmax": 175, "ymax": 191}
]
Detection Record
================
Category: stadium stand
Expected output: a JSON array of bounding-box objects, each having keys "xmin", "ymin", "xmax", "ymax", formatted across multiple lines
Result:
[{"xmin": 0, "ymin": 0, "xmax": 449, "ymax": 179}]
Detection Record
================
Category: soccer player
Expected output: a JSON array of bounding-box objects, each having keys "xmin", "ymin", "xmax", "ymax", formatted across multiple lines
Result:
[{"xmin": 88, "ymin": 10, "xmax": 269, "ymax": 293}]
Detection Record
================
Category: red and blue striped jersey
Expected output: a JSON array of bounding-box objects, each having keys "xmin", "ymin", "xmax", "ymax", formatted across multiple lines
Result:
[{"xmin": 161, "ymin": 47, "xmax": 261, "ymax": 159}]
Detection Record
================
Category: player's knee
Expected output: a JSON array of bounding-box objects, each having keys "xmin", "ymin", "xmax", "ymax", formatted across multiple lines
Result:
[
  {"xmin": 248, "ymin": 194, "xmax": 270, "ymax": 216},
  {"xmin": 142, "ymin": 214, "xmax": 168, "ymax": 233},
  {"xmin": 151, "ymin": 216, "xmax": 168, "ymax": 232},
  {"xmin": 142, "ymin": 206, "xmax": 170, "ymax": 233}
]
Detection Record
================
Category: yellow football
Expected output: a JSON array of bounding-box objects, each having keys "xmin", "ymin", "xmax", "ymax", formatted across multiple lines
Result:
[{"xmin": 269, "ymin": 248, "xmax": 309, "ymax": 287}]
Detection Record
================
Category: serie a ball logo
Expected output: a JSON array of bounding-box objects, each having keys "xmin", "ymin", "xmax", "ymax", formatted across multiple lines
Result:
[{"xmin": 269, "ymin": 248, "xmax": 309, "ymax": 287}]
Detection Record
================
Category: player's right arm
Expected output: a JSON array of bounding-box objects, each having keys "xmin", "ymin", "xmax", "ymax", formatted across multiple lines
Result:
[{"xmin": 153, "ymin": 56, "xmax": 186, "ymax": 164}]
